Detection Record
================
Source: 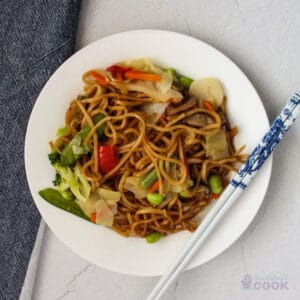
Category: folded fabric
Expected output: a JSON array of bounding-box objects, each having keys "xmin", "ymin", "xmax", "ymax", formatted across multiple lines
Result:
[{"xmin": 0, "ymin": 1, "xmax": 81, "ymax": 299}]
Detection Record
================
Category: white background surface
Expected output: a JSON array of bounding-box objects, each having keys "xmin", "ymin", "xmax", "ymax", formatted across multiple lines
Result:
[{"xmin": 32, "ymin": 1, "xmax": 300, "ymax": 299}]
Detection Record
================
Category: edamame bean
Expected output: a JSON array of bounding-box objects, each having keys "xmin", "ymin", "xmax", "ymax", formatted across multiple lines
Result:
[
  {"xmin": 147, "ymin": 193, "xmax": 163, "ymax": 205},
  {"xmin": 146, "ymin": 232, "xmax": 162, "ymax": 243},
  {"xmin": 208, "ymin": 174, "xmax": 223, "ymax": 194}
]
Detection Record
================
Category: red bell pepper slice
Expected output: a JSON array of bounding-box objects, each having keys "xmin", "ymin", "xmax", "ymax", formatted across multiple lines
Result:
[
  {"xmin": 98, "ymin": 145, "xmax": 118, "ymax": 174},
  {"xmin": 106, "ymin": 65, "xmax": 132, "ymax": 80},
  {"xmin": 106, "ymin": 65, "xmax": 132, "ymax": 73}
]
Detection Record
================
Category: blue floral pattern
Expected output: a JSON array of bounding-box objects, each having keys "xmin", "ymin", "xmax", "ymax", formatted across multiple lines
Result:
[{"xmin": 232, "ymin": 93, "xmax": 300, "ymax": 190}]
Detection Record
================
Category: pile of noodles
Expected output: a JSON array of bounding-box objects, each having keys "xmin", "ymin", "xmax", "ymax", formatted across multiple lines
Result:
[{"xmin": 50, "ymin": 70, "xmax": 246, "ymax": 237}]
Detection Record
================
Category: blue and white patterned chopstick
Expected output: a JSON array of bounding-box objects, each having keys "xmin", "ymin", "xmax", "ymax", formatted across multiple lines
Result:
[
  {"xmin": 147, "ymin": 93, "xmax": 300, "ymax": 300},
  {"xmin": 232, "ymin": 92, "xmax": 300, "ymax": 188}
]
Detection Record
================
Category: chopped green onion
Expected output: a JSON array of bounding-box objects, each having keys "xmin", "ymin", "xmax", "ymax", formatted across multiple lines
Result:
[
  {"xmin": 208, "ymin": 174, "xmax": 223, "ymax": 194},
  {"xmin": 147, "ymin": 193, "xmax": 163, "ymax": 205},
  {"xmin": 146, "ymin": 232, "xmax": 162, "ymax": 243},
  {"xmin": 140, "ymin": 169, "xmax": 158, "ymax": 190},
  {"xmin": 179, "ymin": 76, "xmax": 193, "ymax": 88}
]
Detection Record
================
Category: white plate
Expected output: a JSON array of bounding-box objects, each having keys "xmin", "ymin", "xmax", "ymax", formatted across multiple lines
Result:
[{"xmin": 25, "ymin": 30, "xmax": 272, "ymax": 276}]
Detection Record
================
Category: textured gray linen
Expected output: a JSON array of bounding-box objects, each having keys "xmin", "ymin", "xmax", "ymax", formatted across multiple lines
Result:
[{"xmin": 0, "ymin": 1, "xmax": 81, "ymax": 299}]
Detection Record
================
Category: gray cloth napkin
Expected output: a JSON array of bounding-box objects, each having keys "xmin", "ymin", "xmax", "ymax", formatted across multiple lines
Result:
[{"xmin": 0, "ymin": 1, "xmax": 81, "ymax": 299}]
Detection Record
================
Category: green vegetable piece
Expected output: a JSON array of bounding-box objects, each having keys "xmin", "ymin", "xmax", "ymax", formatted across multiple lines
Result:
[
  {"xmin": 52, "ymin": 173, "xmax": 61, "ymax": 186},
  {"xmin": 179, "ymin": 190, "xmax": 191, "ymax": 198},
  {"xmin": 146, "ymin": 232, "xmax": 162, "ymax": 243},
  {"xmin": 48, "ymin": 151, "xmax": 60, "ymax": 165},
  {"xmin": 54, "ymin": 163, "xmax": 91, "ymax": 203},
  {"xmin": 147, "ymin": 193, "xmax": 163, "ymax": 205},
  {"xmin": 166, "ymin": 68, "xmax": 176, "ymax": 76},
  {"xmin": 208, "ymin": 174, "xmax": 223, "ymax": 194},
  {"xmin": 56, "ymin": 126, "xmax": 69, "ymax": 138},
  {"xmin": 60, "ymin": 124, "xmax": 91, "ymax": 166},
  {"xmin": 140, "ymin": 169, "xmax": 158, "ymax": 190},
  {"xmin": 179, "ymin": 76, "xmax": 193, "ymax": 88},
  {"xmin": 92, "ymin": 114, "xmax": 106, "ymax": 138},
  {"xmin": 39, "ymin": 188, "xmax": 89, "ymax": 220}
]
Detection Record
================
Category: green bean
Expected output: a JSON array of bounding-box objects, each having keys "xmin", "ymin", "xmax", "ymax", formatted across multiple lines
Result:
[
  {"xmin": 179, "ymin": 76, "xmax": 193, "ymax": 88},
  {"xmin": 146, "ymin": 232, "xmax": 162, "ymax": 243},
  {"xmin": 208, "ymin": 174, "xmax": 223, "ymax": 194},
  {"xmin": 147, "ymin": 193, "xmax": 163, "ymax": 205},
  {"xmin": 140, "ymin": 169, "xmax": 158, "ymax": 190},
  {"xmin": 39, "ymin": 188, "xmax": 89, "ymax": 220}
]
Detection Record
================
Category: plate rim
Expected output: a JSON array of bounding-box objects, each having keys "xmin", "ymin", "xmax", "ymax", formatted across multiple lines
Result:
[{"xmin": 24, "ymin": 29, "xmax": 272, "ymax": 276}]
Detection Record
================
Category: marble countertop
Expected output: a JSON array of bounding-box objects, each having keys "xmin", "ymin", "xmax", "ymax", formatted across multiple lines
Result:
[{"xmin": 32, "ymin": 1, "xmax": 300, "ymax": 299}]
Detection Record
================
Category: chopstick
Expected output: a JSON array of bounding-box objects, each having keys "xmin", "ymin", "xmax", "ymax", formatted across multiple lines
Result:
[{"xmin": 147, "ymin": 93, "xmax": 300, "ymax": 300}]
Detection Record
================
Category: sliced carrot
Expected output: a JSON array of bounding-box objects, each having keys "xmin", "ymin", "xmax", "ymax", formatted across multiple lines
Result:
[
  {"xmin": 90, "ymin": 212, "xmax": 96, "ymax": 222},
  {"xmin": 116, "ymin": 72, "xmax": 123, "ymax": 81},
  {"xmin": 90, "ymin": 71, "xmax": 108, "ymax": 86},
  {"xmin": 203, "ymin": 100, "xmax": 215, "ymax": 111},
  {"xmin": 124, "ymin": 71, "xmax": 161, "ymax": 82},
  {"xmin": 211, "ymin": 193, "xmax": 220, "ymax": 199},
  {"xmin": 147, "ymin": 180, "xmax": 160, "ymax": 193}
]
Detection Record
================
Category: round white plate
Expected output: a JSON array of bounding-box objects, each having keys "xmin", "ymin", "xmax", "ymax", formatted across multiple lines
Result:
[{"xmin": 25, "ymin": 30, "xmax": 272, "ymax": 276}]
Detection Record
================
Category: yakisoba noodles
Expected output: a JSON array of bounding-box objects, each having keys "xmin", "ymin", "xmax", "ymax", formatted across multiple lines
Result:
[{"xmin": 39, "ymin": 58, "xmax": 247, "ymax": 242}]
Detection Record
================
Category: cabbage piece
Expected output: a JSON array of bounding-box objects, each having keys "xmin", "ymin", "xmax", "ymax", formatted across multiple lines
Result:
[
  {"xmin": 120, "ymin": 58, "xmax": 164, "ymax": 74},
  {"xmin": 189, "ymin": 78, "xmax": 224, "ymax": 108},
  {"xmin": 95, "ymin": 200, "xmax": 114, "ymax": 226},
  {"xmin": 77, "ymin": 191, "xmax": 99, "ymax": 217},
  {"xmin": 124, "ymin": 176, "xmax": 147, "ymax": 199},
  {"xmin": 77, "ymin": 188, "xmax": 120, "ymax": 225},
  {"xmin": 119, "ymin": 58, "xmax": 181, "ymax": 102},
  {"xmin": 126, "ymin": 80, "xmax": 183, "ymax": 102},
  {"xmin": 97, "ymin": 188, "xmax": 121, "ymax": 202},
  {"xmin": 206, "ymin": 129, "xmax": 229, "ymax": 160},
  {"xmin": 142, "ymin": 102, "xmax": 168, "ymax": 124}
]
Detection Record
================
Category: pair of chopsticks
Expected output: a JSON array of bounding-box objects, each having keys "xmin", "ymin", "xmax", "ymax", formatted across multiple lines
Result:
[{"xmin": 147, "ymin": 93, "xmax": 300, "ymax": 300}]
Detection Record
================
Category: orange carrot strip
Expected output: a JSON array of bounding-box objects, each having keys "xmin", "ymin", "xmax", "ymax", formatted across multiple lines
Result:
[
  {"xmin": 124, "ymin": 71, "xmax": 161, "ymax": 82},
  {"xmin": 203, "ymin": 100, "xmax": 215, "ymax": 111},
  {"xmin": 90, "ymin": 71, "xmax": 108, "ymax": 86},
  {"xmin": 90, "ymin": 212, "xmax": 96, "ymax": 222},
  {"xmin": 147, "ymin": 180, "xmax": 160, "ymax": 193},
  {"xmin": 211, "ymin": 193, "xmax": 220, "ymax": 199}
]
